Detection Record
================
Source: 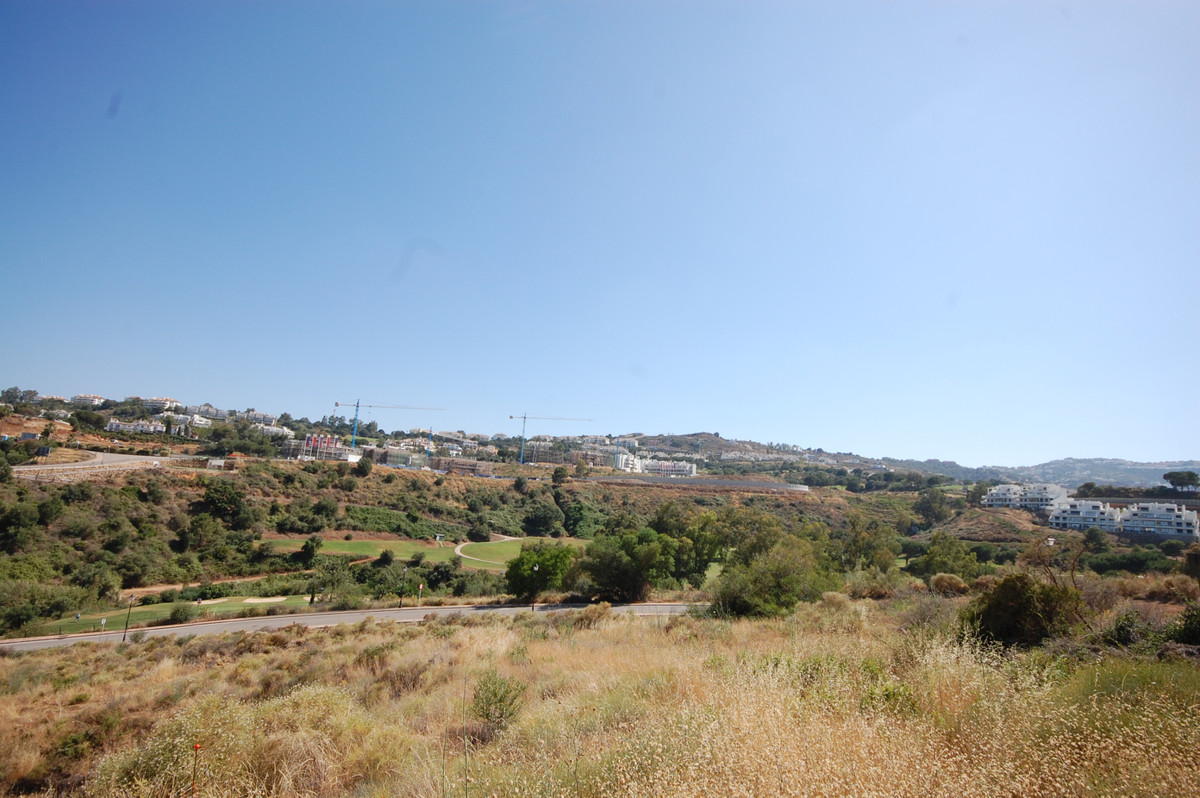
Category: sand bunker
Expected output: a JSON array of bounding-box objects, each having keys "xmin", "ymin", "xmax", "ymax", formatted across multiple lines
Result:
[{"xmin": 243, "ymin": 596, "xmax": 288, "ymax": 603}]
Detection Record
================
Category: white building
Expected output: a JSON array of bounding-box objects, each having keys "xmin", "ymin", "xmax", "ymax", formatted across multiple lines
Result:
[
  {"xmin": 240, "ymin": 410, "xmax": 278, "ymax": 425},
  {"xmin": 106, "ymin": 419, "xmax": 166, "ymax": 435},
  {"xmin": 981, "ymin": 484, "xmax": 1024, "ymax": 508},
  {"xmin": 982, "ymin": 483, "xmax": 1068, "ymax": 511},
  {"xmin": 71, "ymin": 394, "xmax": 106, "ymax": 406},
  {"xmin": 143, "ymin": 397, "xmax": 182, "ymax": 412},
  {"xmin": 1048, "ymin": 500, "xmax": 1121, "ymax": 532},
  {"xmin": 641, "ymin": 459, "xmax": 698, "ymax": 477},
  {"xmin": 186, "ymin": 404, "xmax": 231, "ymax": 421},
  {"xmin": 1119, "ymin": 503, "xmax": 1200, "ymax": 538},
  {"xmin": 253, "ymin": 423, "xmax": 294, "ymax": 439}
]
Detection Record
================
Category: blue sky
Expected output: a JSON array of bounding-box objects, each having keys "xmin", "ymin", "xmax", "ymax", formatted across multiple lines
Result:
[{"xmin": 2, "ymin": 1, "xmax": 1197, "ymax": 467}]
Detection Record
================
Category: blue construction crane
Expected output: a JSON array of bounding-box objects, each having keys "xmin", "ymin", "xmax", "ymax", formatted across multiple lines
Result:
[
  {"xmin": 335, "ymin": 400, "xmax": 446, "ymax": 448},
  {"xmin": 509, "ymin": 413, "xmax": 593, "ymax": 464}
]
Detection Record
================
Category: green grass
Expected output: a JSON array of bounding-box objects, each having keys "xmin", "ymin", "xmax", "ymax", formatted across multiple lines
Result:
[
  {"xmin": 458, "ymin": 538, "xmax": 590, "ymax": 572},
  {"xmin": 265, "ymin": 538, "xmax": 458, "ymax": 561},
  {"xmin": 36, "ymin": 595, "xmax": 313, "ymax": 636}
]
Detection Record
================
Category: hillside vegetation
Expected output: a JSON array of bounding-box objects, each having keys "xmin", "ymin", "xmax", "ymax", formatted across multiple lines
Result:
[{"xmin": 2, "ymin": 603, "xmax": 1199, "ymax": 796}]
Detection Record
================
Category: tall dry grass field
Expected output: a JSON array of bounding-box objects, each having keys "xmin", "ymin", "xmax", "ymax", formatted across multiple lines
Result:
[{"xmin": 1, "ymin": 600, "xmax": 1198, "ymax": 797}]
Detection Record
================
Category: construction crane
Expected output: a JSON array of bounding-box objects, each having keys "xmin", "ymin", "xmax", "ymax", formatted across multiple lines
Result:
[
  {"xmin": 335, "ymin": 400, "xmax": 446, "ymax": 448},
  {"xmin": 509, "ymin": 413, "xmax": 593, "ymax": 464}
]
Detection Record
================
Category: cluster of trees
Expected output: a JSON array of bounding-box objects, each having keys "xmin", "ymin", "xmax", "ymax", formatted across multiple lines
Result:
[
  {"xmin": 707, "ymin": 460, "xmax": 962, "ymax": 494},
  {"xmin": 1075, "ymin": 471, "xmax": 1200, "ymax": 499},
  {"xmin": 502, "ymin": 502, "xmax": 915, "ymax": 615}
]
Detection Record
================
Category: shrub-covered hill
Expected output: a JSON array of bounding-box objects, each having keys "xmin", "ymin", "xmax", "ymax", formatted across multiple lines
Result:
[
  {"xmin": 931, "ymin": 507, "xmax": 1042, "ymax": 543},
  {"xmin": 0, "ymin": 458, "xmax": 935, "ymax": 634}
]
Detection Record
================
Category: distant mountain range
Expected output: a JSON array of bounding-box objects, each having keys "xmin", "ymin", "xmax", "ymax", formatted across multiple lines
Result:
[
  {"xmin": 635, "ymin": 433, "xmax": 1196, "ymax": 489},
  {"xmin": 880, "ymin": 457, "xmax": 1200, "ymax": 489}
]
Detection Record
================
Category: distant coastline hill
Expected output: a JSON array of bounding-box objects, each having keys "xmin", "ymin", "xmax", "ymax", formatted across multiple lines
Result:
[{"xmin": 881, "ymin": 457, "xmax": 1200, "ymax": 489}]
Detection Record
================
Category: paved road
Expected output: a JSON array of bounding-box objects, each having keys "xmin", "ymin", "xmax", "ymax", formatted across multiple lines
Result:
[
  {"xmin": 13, "ymin": 451, "xmax": 172, "ymax": 470},
  {"xmin": 0, "ymin": 602, "xmax": 695, "ymax": 652}
]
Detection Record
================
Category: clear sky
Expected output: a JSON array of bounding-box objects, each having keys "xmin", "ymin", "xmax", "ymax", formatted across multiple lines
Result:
[{"xmin": 2, "ymin": 1, "xmax": 1197, "ymax": 468}]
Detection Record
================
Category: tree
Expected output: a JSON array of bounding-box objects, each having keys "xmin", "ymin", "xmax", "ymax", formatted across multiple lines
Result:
[
  {"xmin": 581, "ymin": 529, "xmax": 678, "ymax": 602},
  {"xmin": 908, "ymin": 531, "xmax": 981, "ymax": 580},
  {"xmin": 522, "ymin": 501, "xmax": 565, "ymax": 537},
  {"xmin": 563, "ymin": 501, "xmax": 596, "ymax": 538},
  {"xmin": 1082, "ymin": 527, "xmax": 1111, "ymax": 554},
  {"xmin": 711, "ymin": 536, "xmax": 836, "ymax": 617},
  {"xmin": 913, "ymin": 488, "xmax": 950, "ymax": 528},
  {"xmin": 0, "ymin": 455, "xmax": 10, "ymax": 484},
  {"xmin": 199, "ymin": 480, "xmax": 252, "ymax": 529},
  {"xmin": 505, "ymin": 541, "xmax": 577, "ymax": 600},
  {"xmin": 1164, "ymin": 471, "xmax": 1199, "ymax": 491},
  {"xmin": 300, "ymin": 534, "xmax": 324, "ymax": 566},
  {"xmin": 551, "ymin": 466, "xmax": 569, "ymax": 485},
  {"xmin": 354, "ymin": 457, "xmax": 373, "ymax": 478}
]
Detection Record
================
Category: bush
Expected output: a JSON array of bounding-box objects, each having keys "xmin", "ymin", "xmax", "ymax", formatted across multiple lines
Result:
[
  {"xmin": 470, "ymin": 669, "xmax": 525, "ymax": 730},
  {"xmin": 1168, "ymin": 602, "xmax": 1200, "ymax": 645},
  {"xmin": 167, "ymin": 602, "xmax": 198, "ymax": 625},
  {"xmin": 929, "ymin": 573, "xmax": 969, "ymax": 595},
  {"xmin": 961, "ymin": 573, "xmax": 1085, "ymax": 647}
]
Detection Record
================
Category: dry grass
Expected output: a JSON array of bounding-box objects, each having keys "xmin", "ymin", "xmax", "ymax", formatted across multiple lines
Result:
[{"xmin": 1, "ymin": 605, "xmax": 1198, "ymax": 797}]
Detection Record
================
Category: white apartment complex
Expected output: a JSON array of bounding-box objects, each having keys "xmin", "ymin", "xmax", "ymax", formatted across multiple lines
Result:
[
  {"xmin": 1119, "ymin": 503, "xmax": 1200, "ymax": 537},
  {"xmin": 106, "ymin": 419, "xmax": 167, "ymax": 435},
  {"xmin": 1048, "ymin": 500, "xmax": 1121, "ymax": 532},
  {"xmin": 982, "ymin": 483, "xmax": 1068, "ymax": 510}
]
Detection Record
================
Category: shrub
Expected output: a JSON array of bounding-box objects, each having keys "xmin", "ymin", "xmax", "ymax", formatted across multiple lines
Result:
[
  {"xmin": 961, "ymin": 573, "xmax": 1085, "ymax": 647},
  {"xmin": 167, "ymin": 603, "xmax": 198, "ymax": 625},
  {"xmin": 929, "ymin": 573, "xmax": 969, "ymax": 595},
  {"xmin": 470, "ymin": 669, "xmax": 525, "ymax": 730},
  {"xmin": 1168, "ymin": 602, "xmax": 1200, "ymax": 645}
]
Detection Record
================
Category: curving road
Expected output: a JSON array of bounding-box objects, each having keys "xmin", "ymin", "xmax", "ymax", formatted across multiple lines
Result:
[{"xmin": 0, "ymin": 602, "xmax": 696, "ymax": 652}]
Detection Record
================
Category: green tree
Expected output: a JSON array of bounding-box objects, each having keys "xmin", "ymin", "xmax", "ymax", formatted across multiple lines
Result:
[
  {"xmin": 581, "ymin": 529, "xmax": 678, "ymax": 602},
  {"xmin": 1082, "ymin": 527, "xmax": 1110, "ymax": 553},
  {"xmin": 965, "ymin": 482, "xmax": 989, "ymax": 506},
  {"xmin": 522, "ymin": 501, "xmax": 565, "ymax": 537},
  {"xmin": 913, "ymin": 488, "xmax": 950, "ymax": 528},
  {"xmin": 563, "ymin": 501, "xmax": 596, "ymax": 538},
  {"xmin": 1164, "ymin": 471, "xmax": 1199, "ymax": 491},
  {"xmin": 505, "ymin": 541, "xmax": 577, "ymax": 600},
  {"xmin": 712, "ymin": 536, "xmax": 836, "ymax": 617},
  {"xmin": 908, "ymin": 531, "xmax": 981, "ymax": 580},
  {"xmin": 0, "ymin": 455, "xmax": 10, "ymax": 484},
  {"xmin": 300, "ymin": 534, "xmax": 324, "ymax": 566},
  {"xmin": 551, "ymin": 466, "xmax": 569, "ymax": 485},
  {"xmin": 354, "ymin": 457, "xmax": 373, "ymax": 477},
  {"xmin": 199, "ymin": 480, "xmax": 252, "ymax": 530}
]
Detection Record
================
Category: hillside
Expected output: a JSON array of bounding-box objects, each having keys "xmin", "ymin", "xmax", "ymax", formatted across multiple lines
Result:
[{"xmin": 882, "ymin": 456, "xmax": 1200, "ymax": 489}]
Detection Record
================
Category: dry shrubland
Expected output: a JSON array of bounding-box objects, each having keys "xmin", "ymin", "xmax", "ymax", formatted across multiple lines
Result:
[{"xmin": 1, "ymin": 602, "xmax": 1198, "ymax": 797}]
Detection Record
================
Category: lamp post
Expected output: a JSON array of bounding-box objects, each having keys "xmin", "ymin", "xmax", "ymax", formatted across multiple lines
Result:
[
  {"xmin": 121, "ymin": 594, "xmax": 134, "ymax": 642},
  {"xmin": 531, "ymin": 563, "xmax": 539, "ymax": 612}
]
